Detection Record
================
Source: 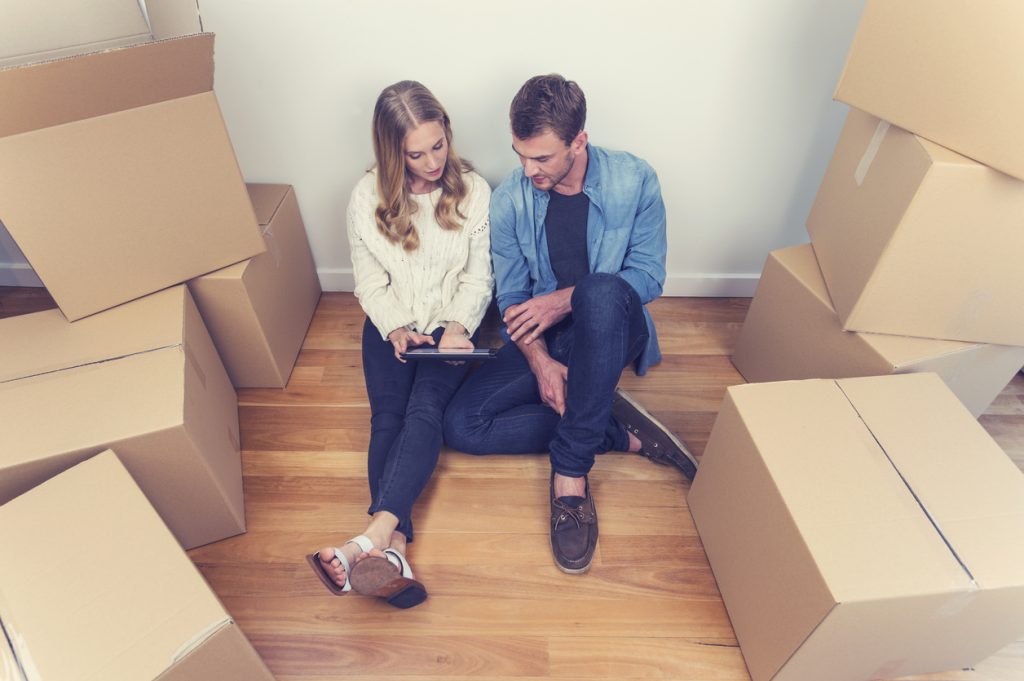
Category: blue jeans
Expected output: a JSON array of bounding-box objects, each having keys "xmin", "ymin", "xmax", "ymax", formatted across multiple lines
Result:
[
  {"xmin": 444, "ymin": 273, "xmax": 649, "ymax": 477},
  {"xmin": 362, "ymin": 318, "xmax": 475, "ymax": 540}
]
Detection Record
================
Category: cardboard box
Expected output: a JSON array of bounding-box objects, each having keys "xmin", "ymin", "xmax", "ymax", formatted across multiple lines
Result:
[
  {"xmin": 806, "ymin": 108, "xmax": 1024, "ymax": 346},
  {"xmin": 732, "ymin": 244, "xmax": 1024, "ymax": 417},
  {"xmin": 835, "ymin": 0, "xmax": 1024, "ymax": 182},
  {"xmin": 688, "ymin": 373, "xmax": 1024, "ymax": 681},
  {"xmin": 0, "ymin": 285, "xmax": 244, "ymax": 549},
  {"xmin": 0, "ymin": 0, "xmax": 266, "ymax": 321},
  {"xmin": 189, "ymin": 184, "xmax": 321, "ymax": 387},
  {"xmin": 0, "ymin": 451, "xmax": 275, "ymax": 681}
]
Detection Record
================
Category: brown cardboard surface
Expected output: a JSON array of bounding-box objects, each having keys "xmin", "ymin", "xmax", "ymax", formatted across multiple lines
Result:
[
  {"xmin": 835, "ymin": 0, "xmax": 1024, "ymax": 182},
  {"xmin": 0, "ymin": 28, "xmax": 264, "ymax": 321},
  {"xmin": 689, "ymin": 374, "xmax": 1024, "ymax": 681},
  {"xmin": 807, "ymin": 108, "xmax": 1024, "ymax": 345},
  {"xmin": 0, "ymin": 0, "xmax": 150, "ymax": 67},
  {"xmin": 732, "ymin": 244, "xmax": 1024, "ymax": 416},
  {"xmin": 0, "ymin": 286, "xmax": 244, "ymax": 549},
  {"xmin": 0, "ymin": 452, "xmax": 274, "ymax": 681},
  {"xmin": 189, "ymin": 184, "xmax": 321, "ymax": 387}
]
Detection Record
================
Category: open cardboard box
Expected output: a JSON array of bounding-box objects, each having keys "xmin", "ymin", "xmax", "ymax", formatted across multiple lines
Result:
[
  {"xmin": 689, "ymin": 373, "xmax": 1024, "ymax": 681},
  {"xmin": 835, "ymin": 0, "xmax": 1024, "ymax": 182},
  {"xmin": 732, "ymin": 244, "xmax": 1024, "ymax": 417},
  {"xmin": 807, "ymin": 108, "xmax": 1024, "ymax": 346},
  {"xmin": 189, "ymin": 184, "xmax": 322, "ymax": 388},
  {"xmin": 0, "ymin": 0, "xmax": 265, "ymax": 320},
  {"xmin": 0, "ymin": 451, "xmax": 275, "ymax": 681},
  {"xmin": 0, "ymin": 285, "xmax": 245, "ymax": 550}
]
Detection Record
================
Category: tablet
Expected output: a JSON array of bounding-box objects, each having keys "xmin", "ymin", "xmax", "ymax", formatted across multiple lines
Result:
[{"xmin": 400, "ymin": 348, "xmax": 498, "ymax": 361}]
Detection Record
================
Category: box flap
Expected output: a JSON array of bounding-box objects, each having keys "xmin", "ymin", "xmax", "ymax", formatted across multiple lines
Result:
[
  {"xmin": 0, "ymin": 0, "xmax": 151, "ymax": 68},
  {"xmin": 731, "ymin": 379, "xmax": 974, "ymax": 603},
  {"xmin": 0, "ymin": 286, "xmax": 187, "ymax": 383},
  {"xmin": 0, "ymin": 452, "xmax": 230, "ymax": 681},
  {"xmin": 0, "ymin": 34, "xmax": 213, "ymax": 138},
  {"xmin": 837, "ymin": 373, "xmax": 1024, "ymax": 589}
]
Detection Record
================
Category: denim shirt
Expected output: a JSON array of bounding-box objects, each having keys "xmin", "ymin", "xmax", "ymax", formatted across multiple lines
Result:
[{"xmin": 490, "ymin": 144, "xmax": 667, "ymax": 375}]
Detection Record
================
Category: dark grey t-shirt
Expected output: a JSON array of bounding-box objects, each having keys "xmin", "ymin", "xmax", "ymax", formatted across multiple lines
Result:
[{"xmin": 544, "ymin": 190, "xmax": 590, "ymax": 290}]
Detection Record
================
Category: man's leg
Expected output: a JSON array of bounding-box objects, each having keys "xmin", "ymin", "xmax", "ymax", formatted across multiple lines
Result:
[
  {"xmin": 546, "ymin": 273, "xmax": 649, "ymax": 573},
  {"xmin": 443, "ymin": 341, "xmax": 561, "ymax": 455}
]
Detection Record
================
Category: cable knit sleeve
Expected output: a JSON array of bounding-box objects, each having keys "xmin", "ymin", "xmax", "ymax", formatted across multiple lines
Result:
[
  {"xmin": 439, "ymin": 173, "xmax": 494, "ymax": 336},
  {"xmin": 347, "ymin": 175, "xmax": 417, "ymax": 340}
]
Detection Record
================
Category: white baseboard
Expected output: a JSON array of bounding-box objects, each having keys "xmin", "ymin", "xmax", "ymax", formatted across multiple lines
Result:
[{"xmin": 0, "ymin": 263, "xmax": 759, "ymax": 298}]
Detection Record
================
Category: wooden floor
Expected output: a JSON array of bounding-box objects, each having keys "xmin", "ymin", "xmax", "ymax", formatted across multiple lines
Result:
[{"xmin": 3, "ymin": 287, "xmax": 1023, "ymax": 681}]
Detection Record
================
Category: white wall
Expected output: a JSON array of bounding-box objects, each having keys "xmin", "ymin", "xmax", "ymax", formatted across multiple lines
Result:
[{"xmin": 0, "ymin": 0, "xmax": 866, "ymax": 295}]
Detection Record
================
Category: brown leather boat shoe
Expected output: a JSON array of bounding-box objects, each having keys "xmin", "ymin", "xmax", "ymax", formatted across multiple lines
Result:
[
  {"xmin": 612, "ymin": 387, "xmax": 698, "ymax": 481},
  {"xmin": 549, "ymin": 471, "xmax": 598, "ymax": 574}
]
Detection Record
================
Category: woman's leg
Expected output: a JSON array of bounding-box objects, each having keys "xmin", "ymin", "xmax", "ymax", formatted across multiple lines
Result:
[
  {"xmin": 317, "ymin": 318, "xmax": 417, "ymax": 588},
  {"xmin": 369, "ymin": 328, "xmax": 476, "ymax": 541}
]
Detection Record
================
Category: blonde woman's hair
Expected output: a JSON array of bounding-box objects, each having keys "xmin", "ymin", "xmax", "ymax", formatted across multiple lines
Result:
[{"xmin": 372, "ymin": 80, "xmax": 472, "ymax": 250}]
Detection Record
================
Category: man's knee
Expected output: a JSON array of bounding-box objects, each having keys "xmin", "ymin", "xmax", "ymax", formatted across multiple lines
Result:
[
  {"xmin": 572, "ymin": 273, "xmax": 629, "ymax": 309},
  {"xmin": 571, "ymin": 273, "xmax": 635, "ymax": 327}
]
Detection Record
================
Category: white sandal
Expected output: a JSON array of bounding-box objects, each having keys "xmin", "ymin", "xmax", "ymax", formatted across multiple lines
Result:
[{"xmin": 305, "ymin": 534, "xmax": 376, "ymax": 595}]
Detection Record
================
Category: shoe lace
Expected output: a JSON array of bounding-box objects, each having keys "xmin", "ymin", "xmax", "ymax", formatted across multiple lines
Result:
[{"xmin": 552, "ymin": 496, "xmax": 596, "ymax": 528}]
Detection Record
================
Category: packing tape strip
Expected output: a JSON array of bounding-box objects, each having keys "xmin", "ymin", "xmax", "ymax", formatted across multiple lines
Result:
[
  {"xmin": 854, "ymin": 120, "xmax": 890, "ymax": 186},
  {"xmin": 936, "ymin": 585, "xmax": 978, "ymax": 618},
  {"xmin": 0, "ymin": 611, "xmax": 37, "ymax": 681},
  {"xmin": 171, "ymin": 618, "xmax": 232, "ymax": 664},
  {"xmin": 262, "ymin": 225, "xmax": 282, "ymax": 267}
]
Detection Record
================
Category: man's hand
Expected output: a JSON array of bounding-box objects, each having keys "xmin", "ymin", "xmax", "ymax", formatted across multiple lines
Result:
[
  {"xmin": 439, "ymin": 322, "xmax": 473, "ymax": 365},
  {"xmin": 387, "ymin": 327, "xmax": 435, "ymax": 362},
  {"xmin": 504, "ymin": 288, "xmax": 573, "ymax": 344},
  {"xmin": 532, "ymin": 355, "xmax": 569, "ymax": 416}
]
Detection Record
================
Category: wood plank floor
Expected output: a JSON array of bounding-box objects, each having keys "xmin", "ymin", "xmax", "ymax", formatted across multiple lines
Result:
[{"xmin": 3, "ymin": 287, "xmax": 1023, "ymax": 681}]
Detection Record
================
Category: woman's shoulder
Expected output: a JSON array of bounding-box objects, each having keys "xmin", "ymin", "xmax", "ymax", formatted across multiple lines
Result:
[
  {"xmin": 351, "ymin": 168, "xmax": 379, "ymax": 198},
  {"xmin": 461, "ymin": 169, "xmax": 492, "ymax": 202}
]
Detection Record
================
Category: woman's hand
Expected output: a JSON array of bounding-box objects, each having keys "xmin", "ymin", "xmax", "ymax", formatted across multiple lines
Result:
[
  {"xmin": 388, "ymin": 327, "xmax": 435, "ymax": 362},
  {"xmin": 439, "ymin": 322, "xmax": 474, "ymax": 364}
]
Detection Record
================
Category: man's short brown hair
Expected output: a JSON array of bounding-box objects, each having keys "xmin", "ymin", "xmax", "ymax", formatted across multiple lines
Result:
[{"xmin": 509, "ymin": 74, "xmax": 587, "ymax": 146}]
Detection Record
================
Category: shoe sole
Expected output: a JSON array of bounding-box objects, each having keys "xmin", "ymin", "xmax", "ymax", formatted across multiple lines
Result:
[
  {"xmin": 349, "ymin": 555, "xmax": 428, "ymax": 609},
  {"xmin": 615, "ymin": 388, "xmax": 698, "ymax": 471}
]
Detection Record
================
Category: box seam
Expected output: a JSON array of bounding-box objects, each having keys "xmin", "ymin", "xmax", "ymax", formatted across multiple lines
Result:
[{"xmin": 833, "ymin": 380, "xmax": 977, "ymax": 585}]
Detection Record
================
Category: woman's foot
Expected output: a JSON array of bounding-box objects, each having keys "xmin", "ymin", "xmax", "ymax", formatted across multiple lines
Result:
[{"xmin": 317, "ymin": 528, "xmax": 391, "ymax": 589}]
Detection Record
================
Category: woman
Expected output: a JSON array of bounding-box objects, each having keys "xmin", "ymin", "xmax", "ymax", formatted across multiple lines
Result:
[{"xmin": 306, "ymin": 81, "xmax": 492, "ymax": 608}]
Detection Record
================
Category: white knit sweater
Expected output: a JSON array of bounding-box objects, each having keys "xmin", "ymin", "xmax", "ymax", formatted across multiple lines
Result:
[{"xmin": 347, "ymin": 169, "xmax": 493, "ymax": 340}]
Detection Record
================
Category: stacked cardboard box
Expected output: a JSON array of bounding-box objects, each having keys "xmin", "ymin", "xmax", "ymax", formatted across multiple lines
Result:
[
  {"xmin": 0, "ymin": 286, "xmax": 244, "ymax": 550},
  {"xmin": 189, "ymin": 184, "xmax": 322, "ymax": 388},
  {"xmin": 708, "ymin": 3, "xmax": 1024, "ymax": 679},
  {"xmin": 0, "ymin": 452, "xmax": 276, "ymax": 681},
  {"xmin": 0, "ymin": 1, "xmax": 322, "ymax": 677},
  {"xmin": 689, "ymin": 374, "xmax": 1024, "ymax": 681},
  {"xmin": 732, "ymin": 0, "xmax": 1024, "ymax": 415}
]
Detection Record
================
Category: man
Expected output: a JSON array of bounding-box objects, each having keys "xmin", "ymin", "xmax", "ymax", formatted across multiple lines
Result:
[{"xmin": 443, "ymin": 74, "xmax": 696, "ymax": 574}]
